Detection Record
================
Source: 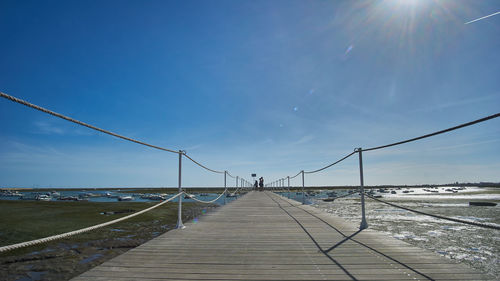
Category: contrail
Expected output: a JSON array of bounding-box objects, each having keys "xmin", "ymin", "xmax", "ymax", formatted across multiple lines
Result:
[{"xmin": 464, "ymin": 11, "xmax": 500, "ymax": 24}]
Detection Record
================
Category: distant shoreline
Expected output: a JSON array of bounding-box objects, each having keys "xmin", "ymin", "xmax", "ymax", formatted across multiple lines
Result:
[{"xmin": 2, "ymin": 182, "xmax": 499, "ymax": 192}]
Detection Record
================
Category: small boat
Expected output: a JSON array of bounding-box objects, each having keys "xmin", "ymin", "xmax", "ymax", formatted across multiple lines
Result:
[
  {"xmin": 49, "ymin": 191, "xmax": 61, "ymax": 197},
  {"xmin": 307, "ymin": 191, "xmax": 318, "ymax": 196},
  {"xmin": 226, "ymin": 193, "xmax": 237, "ymax": 197},
  {"xmin": 469, "ymin": 202, "xmax": 497, "ymax": 207},
  {"xmin": 184, "ymin": 194, "xmax": 195, "ymax": 199},
  {"xmin": 322, "ymin": 197, "xmax": 335, "ymax": 202},
  {"xmin": 59, "ymin": 196, "xmax": 79, "ymax": 201},
  {"xmin": 141, "ymin": 194, "xmax": 165, "ymax": 200},
  {"xmin": 36, "ymin": 194, "xmax": 52, "ymax": 201},
  {"xmin": 391, "ymin": 191, "xmax": 396, "ymax": 194},
  {"xmin": 0, "ymin": 190, "xmax": 23, "ymax": 197},
  {"xmin": 118, "ymin": 196, "xmax": 133, "ymax": 201}
]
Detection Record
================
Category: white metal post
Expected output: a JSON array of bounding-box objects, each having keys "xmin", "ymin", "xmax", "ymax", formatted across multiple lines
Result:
[
  {"xmin": 357, "ymin": 148, "xmax": 368, "ymax": 230},
  {"xmin": 224, "ymin": 171, "xmax": 227, "ymax": 205},
  {"xmin": 301, "ymin": 170, "xmax": 305, "ymax": 204},
  {"xmin": 287, "ymin": 176, "xmax": 291, "ymax": 199},
  {"xmin": 176, "ymin": 150, "xmax": 185, "ymax": 229}
]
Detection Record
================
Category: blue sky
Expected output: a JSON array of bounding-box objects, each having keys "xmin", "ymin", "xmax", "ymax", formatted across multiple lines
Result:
[{"xmin": 1, "ymin": 0, "xmax": 499, "ymax": 188}]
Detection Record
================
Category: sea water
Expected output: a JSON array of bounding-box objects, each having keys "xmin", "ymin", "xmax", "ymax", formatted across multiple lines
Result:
[{"xmin": 0, "ymin": 189, "xmax": 235, "ymax": 205}]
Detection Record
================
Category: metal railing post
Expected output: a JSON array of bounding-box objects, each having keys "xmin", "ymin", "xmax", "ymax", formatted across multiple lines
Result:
[
  {"xmin": 357, "ymin": 148, "xmax": 368, "ymax": 230},
  {"xmin": 287, "ymin": 176, "xmax": 291, "ymax": 199},
  {"xmin": 301, "ymin": 170, "xmax": 305, "ymax": 204},
  {"xmin": 224, "ymin": 171, "xmax": 227, "ymax": 205},
  {"xmin": 176, "ymin": 150, "xmax": 185, "ymax": 229}
]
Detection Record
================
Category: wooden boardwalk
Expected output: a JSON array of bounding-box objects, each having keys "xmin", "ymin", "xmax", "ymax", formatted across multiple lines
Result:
[{"xmin": 72, "ymin": 191, "xmax": 492, "ymax": 280}]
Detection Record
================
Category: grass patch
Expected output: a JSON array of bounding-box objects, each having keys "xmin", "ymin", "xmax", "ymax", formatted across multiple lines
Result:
[
  {"xmin": 0, "ymin": 199, "xmax": 218, "ymax": 280},
  {"xmin": 0, "ymin": 200, "xmax": 213, "ymax": 255}
]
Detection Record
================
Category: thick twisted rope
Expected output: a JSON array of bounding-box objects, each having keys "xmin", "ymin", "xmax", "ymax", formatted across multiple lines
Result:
[
  {"xmin": 278, "ymin": 112, "xmax": 499, "ymax": 185},
  {"xmin": 183, "ymin": 153, "xmax": 224, "ymax": 174},
  {"xmin": 0, "ymin": 91, "xmax": 180, "ymax": 154},
  {"xmin": 304, "ymin": 151, "xmax": 356, "ymax": 174},
  {"xmin": 225, "ymin": 171, "xmax": 236, "ymax": 179},
  {"xmin": 363, "ymin": 113, "xmax": 500, "ymax": 152},
  {"xmin": 0, "ymin": 192, "xmax": 184, "ymax": 253},
  {"xmin": 1, "ymin": 91, "xmax": 235, "ymax": 177},
  {"xmin": 186, "ymin": 189, "xmax": 228, "ymax": 204},
  {"xmin": 289, "ymin": 171, "xmax": 302, "ymax": 179}
]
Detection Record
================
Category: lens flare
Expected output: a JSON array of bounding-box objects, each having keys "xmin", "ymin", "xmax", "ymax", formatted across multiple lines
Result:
[{"xmin": 345, "ymin": 45, "xmax": 354, "ymax": 55}]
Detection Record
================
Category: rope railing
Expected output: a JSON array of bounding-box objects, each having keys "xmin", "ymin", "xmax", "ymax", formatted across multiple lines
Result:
[
  {"xmin": 0, "ymin": 185, "xmax": 244, "ymax": 253},
  {"xmin": 186, "ymin": 189, "xmax": 229, "ymax": 204},
  {"xmin": 0, "ymin": 91, "xmax": 179, "ymax": 154},
  {"xmin": 0, "ymin": 91, "xmax": 231, "ymax": 178},
  {"xmin": 362, "ymin": 112, "xmax": 500, "ymax": 152},
  {"xmin": 272, "ymin": 112, "xmax": 500, "ymax": 230},
  {"xmin": 183, "ymin": 153, "xmax": 225, "ymax": 174},
  {"xmin": 0, "ymin": 91, "xmax": 249, "ymax": 251},
  {"xmin": 304, "ymin": 151, "xmax": 356, "ymax": 174},
  {"xmin": 0, "ymin": 192, "xmax": 184, "ymax": 253},
  {"xmin": 281, "ymin": 112, "xmax": 500, "ymax": 181},
  {"xmin": 226, "ymin": 171, "xmax": 236, "ymax": 179},
  {"xmin": 290, "ymin": 171, "xmax": 302, "ymax": 179}
]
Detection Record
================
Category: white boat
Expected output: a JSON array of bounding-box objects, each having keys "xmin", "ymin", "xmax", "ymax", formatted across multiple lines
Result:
[
  {"xmin": 36, "ymin": 194, "xmax": 52, "ymax": 201},
  {"xmin": 1, "ymin": 190, "xmax": 23, "ymax": 197},
  {"xmin": 118, "ymin": 196, "xmax": 133, "ymax": 201},
  {"xmin": 49, "ymin": 191, "xmax": 60, "ymax": 197},
  {"xmin": 141, "ymin": 194, "xmax": 165, "ymax": 200}
]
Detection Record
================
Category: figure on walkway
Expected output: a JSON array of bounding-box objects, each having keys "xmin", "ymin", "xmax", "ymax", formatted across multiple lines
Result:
[
  {"xmin": 258, "ymin": 177, "xmax": 264, "ymax": 191},
  {"xmin": 254, "ymin": 180, "xmax": 258, "ymax": 190}
]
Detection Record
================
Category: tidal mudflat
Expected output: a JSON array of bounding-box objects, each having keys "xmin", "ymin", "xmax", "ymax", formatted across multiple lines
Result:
[
  {"xmin": 0, "ymin": 200, "xmax": 217, "ymax": 281},
  {"xmin": 304, "ymin": 187, "xmax": 500, "ymax": 279}
]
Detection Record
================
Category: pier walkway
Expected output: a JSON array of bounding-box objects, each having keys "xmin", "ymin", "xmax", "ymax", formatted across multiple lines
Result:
[{"xmin": 72, "ymin": 191, "xmax": 491, "ymax": 281}]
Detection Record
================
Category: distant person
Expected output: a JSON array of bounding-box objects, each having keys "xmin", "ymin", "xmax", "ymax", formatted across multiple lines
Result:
[
  {"xmin": 259, "ymin": 177, "xmax": 264, "ymax": 191},
  {"xmin": 254, "ymin": 180, "xmax": 258, "ymax": 190}
]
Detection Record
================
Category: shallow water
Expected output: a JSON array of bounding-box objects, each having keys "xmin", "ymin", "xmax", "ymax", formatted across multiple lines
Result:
[
  {"xmin": 0, "ymin": 189, "xmax": 235, "ymax": 205},
  {"xmin": 283, "ymin": 187, "xmax": 500, "ymax": 279}
]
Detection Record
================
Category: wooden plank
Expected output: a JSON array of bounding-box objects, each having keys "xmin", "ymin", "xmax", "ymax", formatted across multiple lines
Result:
[{"xmin": 71, "ymin": 191, "xmax": 492, "ymax": 281}]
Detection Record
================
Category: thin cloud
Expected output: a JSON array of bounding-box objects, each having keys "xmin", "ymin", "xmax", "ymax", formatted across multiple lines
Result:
[
  {"xmin": 34, "ymin": 121, "xmax": 65, "ymax": 135},
  {"xmin": 410, "ymin": 94, "xmax": 498, "ymax": 113},
  {"xmin": 292, "ymin": 135, "xmax": 315, "ymax": 146}
]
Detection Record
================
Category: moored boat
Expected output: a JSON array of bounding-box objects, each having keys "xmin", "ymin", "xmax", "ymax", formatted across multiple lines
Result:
[
  {"xmin": 36, "ymin": 194, "xmax": 52, "ymax": 201},
  {"xmin": 469, "ymin": 202, "xmax": 497, "ymax": 207}
]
